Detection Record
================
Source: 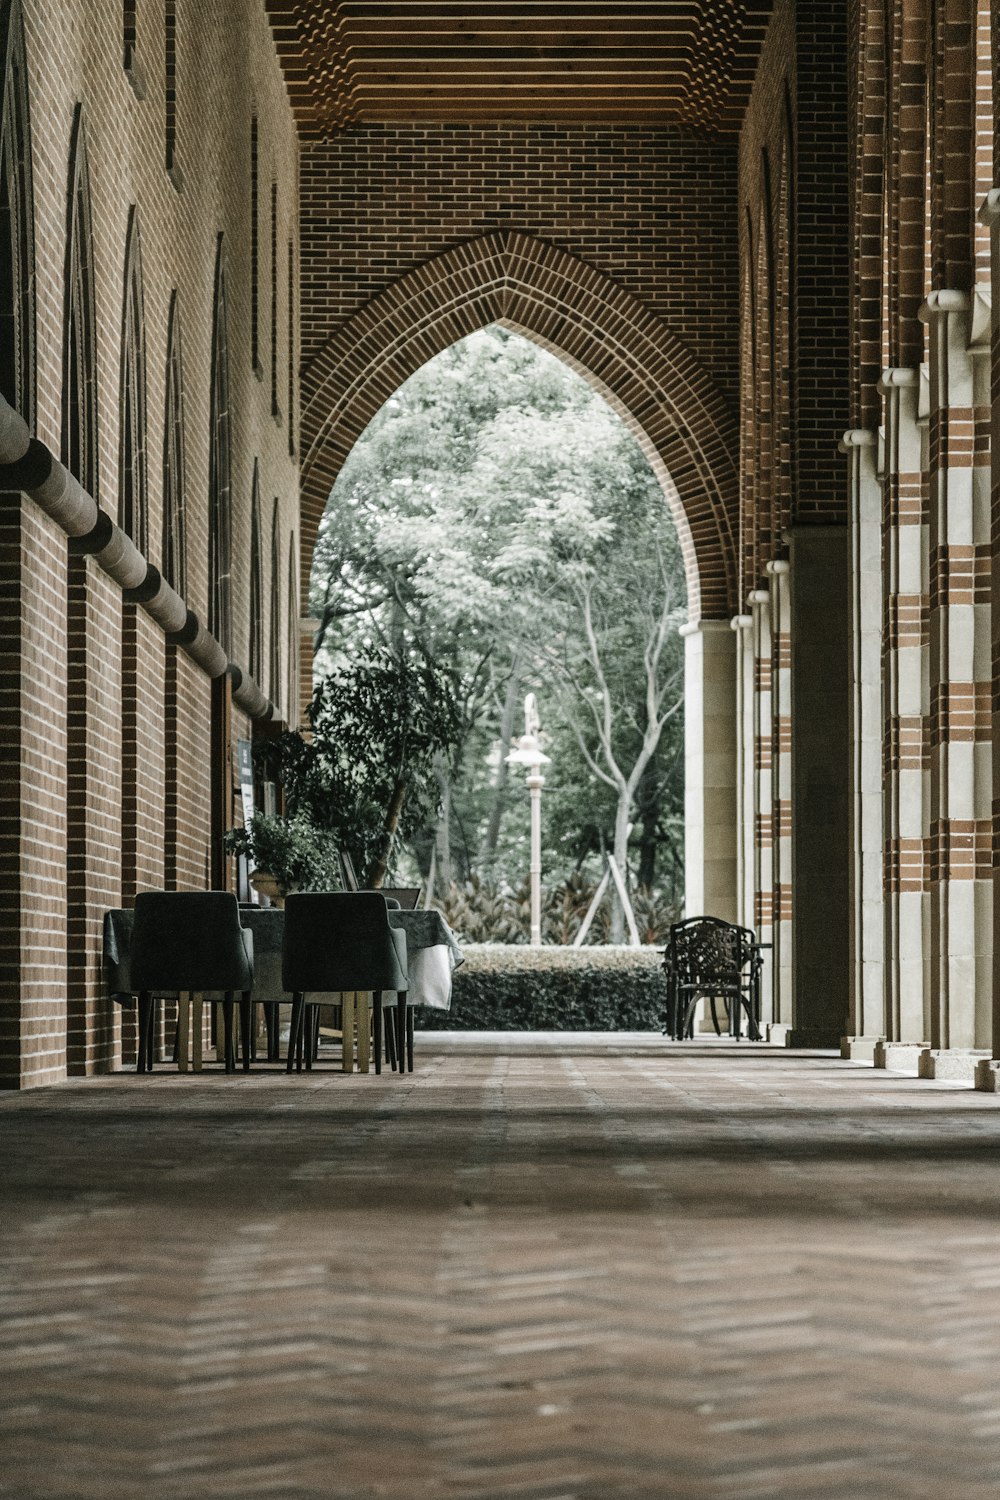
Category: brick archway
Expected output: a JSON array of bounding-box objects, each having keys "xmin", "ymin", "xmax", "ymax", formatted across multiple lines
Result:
[{"xmin": 299, "ymin": 231, "xmax": 739, "ymax": 621}]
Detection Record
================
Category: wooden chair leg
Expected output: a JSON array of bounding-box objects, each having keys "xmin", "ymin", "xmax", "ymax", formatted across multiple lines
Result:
[
  {"xmin": 222, "ymin": 995, "xmax": 235, "ymax": 1073},
  {"xmin": 286, "ymin": 994, "xmax": 303, "ymax": 1073},
  {"xmin": 240, "ymin": 993, "xmax": 253, "ymax": 1071},
  {"xmin": 147, "ymin": 997, "xmax": 157, "ymax": 1069},
  {"xmin": 357, "ymin": 992, "xmax": 370, "ymax": 1074},
  {"xmin": 406, "ymin": 1006, "xmax": 414, "ymax": 1073},
  {"xmin": 386, "ymin": 1012, "xmax": 398, "ymax": 1071},
  {"xmin": 177, "ymin": 994, "xmax": 190, "ymax": 1072},
  {"xmin": 396, "ymin": 993, "xmax": 407, "ymax": 1077},
  {"xmin": 304, "ymin": 1006, "xmax": 315, "ymax": 1071},
  {"xmin": 192, "ymin": 994, "xmax": 204, "ymax": 1071},
  {"xmin": 342, "ymin": 992, "xmax": 355, "ymax": 1073},
  {"xmin": 373, "ymin": 991, "xmax": 382, "ymax": 1075}
]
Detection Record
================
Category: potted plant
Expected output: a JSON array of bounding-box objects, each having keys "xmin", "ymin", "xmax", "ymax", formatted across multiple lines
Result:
[{"xmin": 224, "ymin": 812, "xmax": 343, "ymax": 902}]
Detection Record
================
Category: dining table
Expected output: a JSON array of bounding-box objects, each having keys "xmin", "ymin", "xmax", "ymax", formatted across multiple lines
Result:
[{"xmin": 103, "ymin": 901, "xmax": 464, "ymax": 1064}]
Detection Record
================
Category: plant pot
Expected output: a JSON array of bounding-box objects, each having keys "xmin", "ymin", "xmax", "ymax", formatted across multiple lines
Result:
[{"xmin": 249, "ymin": 870, "xmax": 284, "ymax": 906}]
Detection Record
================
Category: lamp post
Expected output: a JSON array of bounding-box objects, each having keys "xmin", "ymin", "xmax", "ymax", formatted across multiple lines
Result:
[{"xmin": 506, "ymin": 694, "xmax": 551, "ymax": 946}]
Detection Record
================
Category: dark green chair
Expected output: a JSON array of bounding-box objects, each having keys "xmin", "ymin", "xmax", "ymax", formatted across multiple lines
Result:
[
  {"xmin": 130, "ymin": 892, "xmax": 254, "ymax": 1073},
  {"xmin": 282, "ymin": 892, "xmax": 408, "ymax": 1075}
]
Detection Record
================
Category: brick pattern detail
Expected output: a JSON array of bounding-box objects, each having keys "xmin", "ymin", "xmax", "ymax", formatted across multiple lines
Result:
[
  {"xmin": 929, "ymin": 819, "xmax": 993, "ymax": 881},
  {"xmin": 886, "ymin": 593, "xmax": 930, "ymax": 650},
  {"xmin": 885, "ymin": 715, "xmax": 930, "ymax": 773},
  {"xmin": 930, "ymin": 546, "xmax": 991, "ymax": 608},
  {"xmin": 928, "ymin": 682, "xmax": 992, "ymax": 745},
  {"xmin": 885, "ymin": 837, "xmax": 930, "ymax": 894}
]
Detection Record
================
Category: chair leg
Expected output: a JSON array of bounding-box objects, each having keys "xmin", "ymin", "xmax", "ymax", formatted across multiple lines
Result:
[
  {"xmin": 240, "ymin": 993, "xmax": 253, "ymax": 1071},
  {"xmin": 342, "ymin": 992, "xmax": 355, "ymax": 1073},
  {"xmin": 396, "ymin": 993, "xmax": 407, "ymax": 1078},
  {"xmin": 177, "ymin": 994, "xmax": 190, "ymax": 1072},
  {"xmin": 386, "ymin": 1012, "xmax": 398, "ymax": 1071},
  {"xmin": 265, "ymin": 1004, "xmax": 278, "ymax": 1062},
  {"xmin": 406, "ymin": 1007, "xmax": 414, "ymax": 1073},
  {"xmin": 222, "ymin": 995, "xmax": 235, "ymax": 1073},
  {"xmin": 304, "ymin": 1006, "xmax": 315, "ymax": 1071},
  {"xmin": 357, "ymin": 992, "xmax": 370, "ymax": 1074},
  {"xmin": 287, "ymin": 994, "xmax": 303, "ymax": 1073},
  {"xmin": 192, "ymin": 994, "xmax": 204, "ymax": 1071},
  {"xmin": 136, "ymin": 993, "xmax": 151, "ymax": 1073},
  {"xmin": 373, "ymin": 991, "xmax": 382, "ymax": 1076},
  {"xmin": 147, "ymin": 997, "xmax": 157, "ymax": 1069}
]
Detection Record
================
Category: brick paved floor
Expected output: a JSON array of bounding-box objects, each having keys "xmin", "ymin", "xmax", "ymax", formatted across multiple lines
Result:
[{"xmin": 4, "ymin": 1039, "xmax": 1000, "ymax": 1498}]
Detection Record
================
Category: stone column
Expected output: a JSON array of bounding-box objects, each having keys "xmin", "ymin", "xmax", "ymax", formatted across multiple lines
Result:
[
  {"xmin": 681, "ymin": 620, "xmax": 738, "ymax": 924},
  {"xmin": 786, "ymin": 527, "xmax": 850, "ymax": 1047},
  {"xmin": 876, "ymin": 367, "xmax": 930, "ymax": 1071},
  {"xmin": 768, "ymin": 559, "xmax": 793, "ymax": 1033},
  {"xmin": 974, "ymin": 190, "xmax": 1000, "ymax": 1093},
  {"xmin": 750, "ymin": 588, "xmax": 776, "ymax": 1028},
  {"xmin": 732, "ymin": 612, "xmax": 755, "ymax": 932},
  {"xmin": 919, "ymin": 291, "xmax": 993, "ymax": 1083},
  {"xmin": 841, "ymin": 428, "xmax": 884, "ymax": 1060}
]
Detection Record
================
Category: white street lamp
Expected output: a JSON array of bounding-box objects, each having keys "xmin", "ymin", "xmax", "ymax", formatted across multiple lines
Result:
[{"xmin": 506, "ymin": 693, "xmax": 551, "ymax": 946}]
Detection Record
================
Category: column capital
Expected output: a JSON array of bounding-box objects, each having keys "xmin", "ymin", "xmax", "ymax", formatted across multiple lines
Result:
[
  {"xmin": 977, "ymin": 187, "xmax": 1000, "ymax": 227},
  {"xmin": 766, "ymin": 558, "xmax": 790, "ymax": 576},
  {"xmin": 879, "ymin": 366, "xmax": 919, "ymax": 391},
  {"xmin": 748, "ymin": 588, "xmax": 770, "ymax": 605},
  {"xmin": 839, "ymin": 427, "xmax": 875, "ymax": 453},
  {"xmin": 918, "ymin": 289, "xmax": 971, "ymax": 322},
  {"xmin": 678, "ymin": 618, "xmax": 732, "ymax": 638},
  {"xmin": 730, "ymin": 614, "xmax": 752, "ymax": 631}
]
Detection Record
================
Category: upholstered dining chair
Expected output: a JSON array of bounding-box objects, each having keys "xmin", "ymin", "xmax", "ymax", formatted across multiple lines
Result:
[
  {"xmin": 282, "ymin": 892, "xmax": 408, "ymax": 1075},
  {"xmin": 130, "ymin": 892, "xmax": 254, "ymax": 1074}
]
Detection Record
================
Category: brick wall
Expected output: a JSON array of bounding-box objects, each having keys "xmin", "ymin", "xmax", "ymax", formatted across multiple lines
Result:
[{"xmin": 1, "ymin": 0, "xmax": 300, "ymax": 1084}]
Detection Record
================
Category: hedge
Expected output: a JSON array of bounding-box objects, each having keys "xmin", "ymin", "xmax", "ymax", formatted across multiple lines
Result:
[{"xmin": 415, "ymin": 943, "xmax": 668, "ymax": 1031}]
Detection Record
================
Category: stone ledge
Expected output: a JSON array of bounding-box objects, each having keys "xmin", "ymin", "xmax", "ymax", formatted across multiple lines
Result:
[
  {"xmin": 974, "ymin": 1058, "xmax": 1000, "ymax": 1092},
  {"xmin": 873, "ymin": 1040, "xmax": 928, "ymax": 1074},
  {"xmin": 841, "ymin": 1034, "xmax": 879, "ymax": 1062},
  {"xmin": 918, "ymin": 1048, "xmax": 989, "ymax": 1084}
]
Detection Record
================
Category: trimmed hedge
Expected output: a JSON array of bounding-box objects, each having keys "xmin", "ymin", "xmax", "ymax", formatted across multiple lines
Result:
[{"xmin": 415, "ymin": 943, "xmax": 668, "ymax": 1031}]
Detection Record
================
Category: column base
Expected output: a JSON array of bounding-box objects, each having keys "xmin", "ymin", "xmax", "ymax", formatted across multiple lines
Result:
[
  {"xmin": 841, "ymin": 1034, "xmax": 880, "ymax": 1062},
  {"xmin": 767, "ymin": 1023, "xmax": 792, "ymax": 1046},
  {"xmin": 974, "ymin": 1059, "xmax": 1000, "ymax": 1093},
  {"xmin": 873, "ymin": 1040, "xmax": 928, "ymax": 1074},
  {"xmin": 784, "ymin": 1028, "xmax": 842, "ymax": 1049},
  {"xmin": 918, "ymin": 1048, "xmax": 989, "ymax": 1084}
]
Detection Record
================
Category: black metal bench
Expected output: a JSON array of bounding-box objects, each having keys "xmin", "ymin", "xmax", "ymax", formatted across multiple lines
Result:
[{"xmin": 661, "ymin": 916, "xmax": 766, "ymax": 1041}]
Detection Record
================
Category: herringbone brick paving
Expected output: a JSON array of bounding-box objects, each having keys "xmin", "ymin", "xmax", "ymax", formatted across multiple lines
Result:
[{"xmin": 4, "ymin": 1040, "xmax": 1000, "ymax": 1497}]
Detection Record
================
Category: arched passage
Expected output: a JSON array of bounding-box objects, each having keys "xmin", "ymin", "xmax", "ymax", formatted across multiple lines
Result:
[{"xmin": 299, "ymin": 231, "xmax": 739, "ymax": 624}]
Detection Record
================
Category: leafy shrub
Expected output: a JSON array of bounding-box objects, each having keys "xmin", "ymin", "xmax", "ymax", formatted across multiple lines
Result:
[
  {"xmin": 433, "ymin": 874, "xmax": 678, "ymax": 946},
  {"xmin": 223, "ymin": 812, "xmax": 343, "ymax": 894},
  {"xmin": 415, "ymin": 943, "xmax": 667, "ymax": 1031}
]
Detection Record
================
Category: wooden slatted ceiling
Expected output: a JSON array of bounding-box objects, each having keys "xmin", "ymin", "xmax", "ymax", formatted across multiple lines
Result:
[{"xmin": 265, "ymin": 1, "xmax": 773, "ymax": 136}]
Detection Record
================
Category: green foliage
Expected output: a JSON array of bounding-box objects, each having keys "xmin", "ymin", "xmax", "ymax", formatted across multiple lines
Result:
[
  {"xmin": 415, "ymin": 943, "xmax": 667, "ymax": 1031},
  {"xmin": 223, "ymin": 813, "xmax": 342, "ymax": 895},
  {"xmin": 434, "ymin": 874, "xmax": 678, "ymax": 946},
  {"xmin": 254, "ymin": 644, "xmax": 462, "ymax": 885},
  {"xmin": 311, "ymin": 326, "xmax": 689, "ymax": 904}
]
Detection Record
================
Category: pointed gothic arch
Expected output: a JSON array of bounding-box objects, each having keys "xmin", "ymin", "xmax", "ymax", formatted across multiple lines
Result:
[
  {"xmin": 0, "ymin": 0, "xmax": 35, "ymax": 425},
  {"xmin": 209, "ymin": 234, "xmax": 232, "ymax": 653},
  {"xmin": 298, "ymin": 231, "xmax": 740, "ymax": 621},
  {"xmin": 162, "ymin": 289, "xmax": 186, "ymax": 595},
  {"xmin": 63, "ymin": 105, "xmax": 98, "ymax": 497},
  {"xmin": 119, "ymin": 207, "xmax": 147, "ymax": 552}
]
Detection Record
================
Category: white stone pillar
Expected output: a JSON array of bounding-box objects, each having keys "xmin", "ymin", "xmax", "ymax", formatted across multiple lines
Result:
[
  {"xmin": 682, "ymin": 620, "xmax": 738, "ymax": 923},
  {"xmin": 767, "ymin": 558, "xmax": 793, "ymax": 1031},
  {"xmin": 732, "ymin": 612, "xmax": 754, "ymax": 931},
  {"xmin": 842, "ymin": 427, "xmax": 885, "ymax": 1060},
  {"xmin": 919, "ymin": 291, "xmax": 992, "ymax": 1082},
  {"xmin": 876, "ymin": 366, "xmax": 930, "ymax": 1071},
  {"xmin": 749, "ymin": 588, "xmax": 776, "ymax": 1028}
]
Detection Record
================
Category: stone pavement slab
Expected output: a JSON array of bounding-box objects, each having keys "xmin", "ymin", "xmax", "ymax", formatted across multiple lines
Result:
[{"xmin": 3, "ymin": 1041, "xmax": 1000, "ymax": 1497}]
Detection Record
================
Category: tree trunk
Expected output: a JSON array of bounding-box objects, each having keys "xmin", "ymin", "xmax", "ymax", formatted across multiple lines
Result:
[
  {"xmin": 481, "ymin": 658, "xmax": 522, "ymax": 872},
  {"xmin": 368, "ymin": 777, "xmax": 407, "ymax": 889},
  {"xmin": 435, "ymin": 759, "xmax": 453, "ymax": 890},
  {"xmin": 610, "ymin": 797, "xmax": 631, "ymax": 942}
]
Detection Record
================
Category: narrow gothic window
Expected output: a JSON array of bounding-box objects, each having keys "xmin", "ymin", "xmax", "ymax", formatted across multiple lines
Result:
[
  {"xmin": 119, "ymin": 208, "xmax": 147, "ymax": 553},
  {"xmin": 286, "ymin": 536, "xmax": 297, "ymax": 723},
  {"xmin": 0, "ymin": 0, "xmax": 36, "ymax": 424},
  {"xmin": 164, "ymin": 0, "xmax": 179, "ymax": 183},
  {"xmin": 250, "ymin": 116, "xmax": 259, "ymax": 372},
  {"xmin": 63, "ymin": 106, "xmax": 98, "ymax": 498},
  {"xmin": 270, "ymin": 181, "xmax": 279, "ymax": 417},
  {"xmin": 287, "ymin": 238, "xmax": 295, "ymax": 455},
  {"xmin": 269, "ymin": 503, "xmax": 281, "ymax": 706},
  {"xmin": 209, "ymin": 235, "xmax": 232, "ymax": 652},
  {"xmin": 162, "ymin": 290, "xmax": 186, "ymax": 596},
  {"xmin": 249, "ymin": 466, "xmax": 263, "ymax": 685}
]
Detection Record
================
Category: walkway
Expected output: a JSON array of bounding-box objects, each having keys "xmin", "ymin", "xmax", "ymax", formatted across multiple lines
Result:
[{"xmin": 4, "ymin": 1039, "xmax": 1000, "ymax": 1498}]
